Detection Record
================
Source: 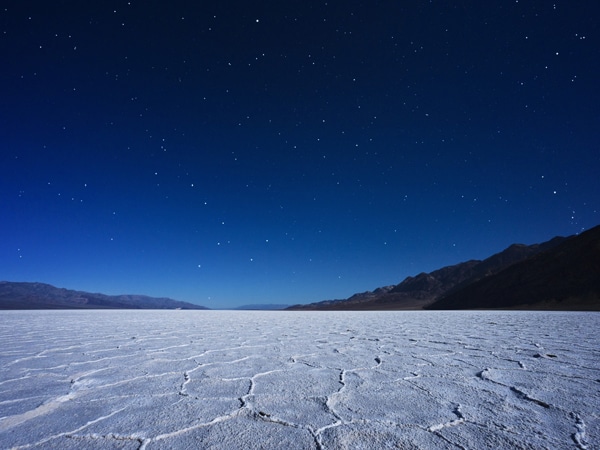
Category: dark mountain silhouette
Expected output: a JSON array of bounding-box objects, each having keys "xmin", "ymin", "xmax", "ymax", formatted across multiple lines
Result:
[
  {"xmin": 0, "ymin": 282, "xmax": 208, "ymax": 310},
  {"xmin": 287, "ymin": 231, "xmax": 584, "ymax": 311},
  {"xmin": 427, "ymin": 225, "xmax": 600, "ymax": 310}
]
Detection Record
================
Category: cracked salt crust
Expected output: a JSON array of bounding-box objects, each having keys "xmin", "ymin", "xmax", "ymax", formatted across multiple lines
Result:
[{"xmin": 0, "ymin": 310, "xmax": 598, "ymax": 449}]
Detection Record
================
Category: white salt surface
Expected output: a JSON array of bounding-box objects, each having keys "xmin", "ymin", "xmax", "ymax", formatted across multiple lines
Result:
[{"xmin": 0, "ymin": 310, "xmax": 598, "ymax": 449}]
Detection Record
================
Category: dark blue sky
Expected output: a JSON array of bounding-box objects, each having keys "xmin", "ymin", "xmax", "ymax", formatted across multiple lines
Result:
[{"xmin": 2, "ymin": 1, "xmax": 599, "ymax": 308}]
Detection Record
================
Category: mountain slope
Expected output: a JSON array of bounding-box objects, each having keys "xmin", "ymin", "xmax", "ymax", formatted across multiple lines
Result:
[
  {"xmin": 427, "ymin": 225, "xmax": 600, "ymax": 310},
  {"xmin": 0, "ymin": 282, "xmax": 208, "ymax": 310},
  {"xmin": 288, "ymin": 234, "xmax": 569, "ymax": 311}
]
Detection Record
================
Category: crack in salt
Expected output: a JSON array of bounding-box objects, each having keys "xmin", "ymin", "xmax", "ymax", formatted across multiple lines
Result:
[
  {"xmin": 140, "ymin": 410, "xmax": 245, "ymax": 449},
  {"xmin": 178, "ymin": 371, "xmax": 191, "ymax": 396},
  {"xmin": 477, "ymin": 368, "xmax": 551, "ymax": 409},
  {"xmin": 15, "ymin": 407, "xmax": 127, "ymax": 449},
  {"xmin": 0, "ymin": 393, "xmax": 75, "ymax": 432},
  {"xmin": 66, "ymin": 432, "xmax": 144, "ymax": 447},
  {"xmin": 509, "ymin": 386, "xmax": 550, "ymax": 409},
  {"xmin": 427, "ymin": 404, "xmax": 466, "ymax": 432},
  {"xmin": 571, "ymin": 412, "xmax": 589, "ymax": 450}
]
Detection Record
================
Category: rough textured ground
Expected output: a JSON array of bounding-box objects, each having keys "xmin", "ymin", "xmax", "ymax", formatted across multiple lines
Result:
[{"xmin": 1, "ymin": 310, "xmax": 598, "ymax": 449}]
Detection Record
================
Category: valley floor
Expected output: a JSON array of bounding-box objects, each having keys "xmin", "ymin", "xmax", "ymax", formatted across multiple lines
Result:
[{"xmin": 0, "ymin": 310, "xmax": 598, "ymax": 449}]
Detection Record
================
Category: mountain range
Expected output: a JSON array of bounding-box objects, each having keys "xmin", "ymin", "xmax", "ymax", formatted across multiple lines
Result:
[
  {"xmin": 0, "ymin": 282, "xmax": 208, "ymax": 310},
  {"xmin": 288, "ymin": 224, "xmax": 600, "ymax": 311},
  {"xmin": 3, "ymin": 225, "xmax": 599, "ymax": 311}
]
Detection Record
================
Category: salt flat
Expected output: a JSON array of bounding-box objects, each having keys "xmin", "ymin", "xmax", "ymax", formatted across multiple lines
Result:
[{"xmin": 0, "ymin": 310, "xmax": 598, "ymax": 449}]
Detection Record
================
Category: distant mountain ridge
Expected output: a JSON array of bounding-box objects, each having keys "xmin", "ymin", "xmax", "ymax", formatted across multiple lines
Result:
[
  {"xmin": 427, "ymin": 225, "xmax": 600, "ymax": 310},
  {"xmin": 288, "ymin": 225, "xmax": 600, "ymax": 311},
  {"xmin": 4, "ymin": 226, "xmax": 599, "ymax": 312},
  {"xmin": 0, "ymin": 282, "xmax": 208, "ymax": 310}
]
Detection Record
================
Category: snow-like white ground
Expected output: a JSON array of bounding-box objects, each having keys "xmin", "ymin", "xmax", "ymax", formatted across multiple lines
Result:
[{"xmin": 0, "ymin": 310, "xmax": 598, "ymax": 449}]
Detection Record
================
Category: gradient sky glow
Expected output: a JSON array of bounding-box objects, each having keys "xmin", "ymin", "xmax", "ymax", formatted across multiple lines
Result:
[{"xmin": 1, "ymin": 1, "xmax": 599, "ymax": 308}]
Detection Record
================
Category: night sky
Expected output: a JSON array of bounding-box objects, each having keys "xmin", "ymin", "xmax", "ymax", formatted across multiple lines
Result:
[{"xmin": 2, "ymin": 1, "xmax": 599, "ymax": 308}]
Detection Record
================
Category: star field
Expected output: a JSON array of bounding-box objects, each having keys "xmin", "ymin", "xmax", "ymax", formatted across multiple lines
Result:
[{"xmin": 1, "ymin": 1, "xmax": 599, "ymax": 308}]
